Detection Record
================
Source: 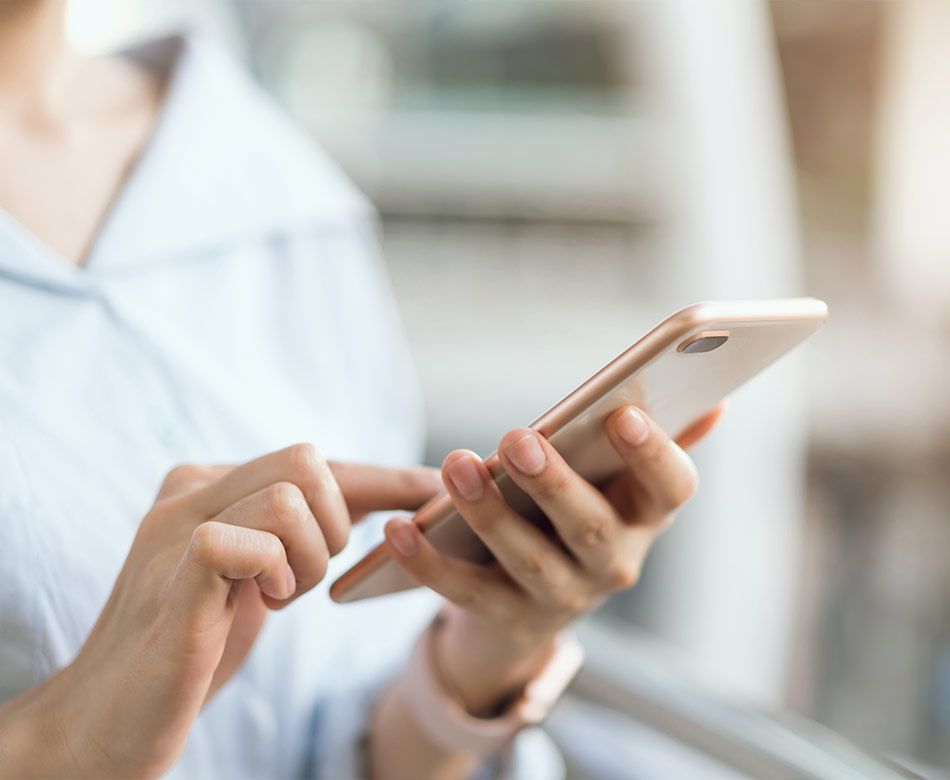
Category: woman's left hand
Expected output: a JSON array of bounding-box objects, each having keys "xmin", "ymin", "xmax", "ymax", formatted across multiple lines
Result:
[{"xmin": 384, "ymin": 404, "xmax": 724, "ymax": 715}]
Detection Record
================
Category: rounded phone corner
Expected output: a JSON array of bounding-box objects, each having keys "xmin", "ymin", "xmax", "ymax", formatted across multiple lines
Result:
[
  {"xmin": 674, "ymin": 298, "xmax": 830, "ymax": 331},
  {"xmin": 672, "ymin": 301, "xmax": 720, "ymax": 329}
]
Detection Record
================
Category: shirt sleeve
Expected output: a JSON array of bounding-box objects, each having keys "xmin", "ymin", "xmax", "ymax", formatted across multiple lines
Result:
[
  {"xmin": 310, "ymin": 676, "xmax": 566, "ymax": 780},
  {"xmin": 306, "ymin": 602, "xmax": 567, "ymax": 780}
]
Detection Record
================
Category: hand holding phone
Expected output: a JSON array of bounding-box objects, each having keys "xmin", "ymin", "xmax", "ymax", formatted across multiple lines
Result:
[
  {"xmin": 353, "ymin": 298, "xmax": 826, "ymax": 729},
  {"xmin": 333, "ymin": 298, "xmax": 827, "ymax": 604},
  {"xmin": 376, "ymin": 400, "xmax": 726, "ymax": 717}
]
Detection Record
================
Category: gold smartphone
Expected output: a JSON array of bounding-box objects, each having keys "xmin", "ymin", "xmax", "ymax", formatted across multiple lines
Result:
[{"xmin": 331, "ymin": 298, "xmax": 828, "ymax": 603}]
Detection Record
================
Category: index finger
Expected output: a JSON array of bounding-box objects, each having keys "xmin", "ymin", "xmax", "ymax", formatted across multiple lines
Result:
[
  {"xmin": 328, "ymin": 462, "xmax": 444, "ymax": 521},
  {"xmin": 495, "ymin": 428, "xmax": 621, "ymax": 571},
  {"xmin": 189, "ymin": 450, "xmax": 442, "ymax": 524}
]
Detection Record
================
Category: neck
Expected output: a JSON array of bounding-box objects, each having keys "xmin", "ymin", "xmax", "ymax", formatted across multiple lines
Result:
[{"xmin": 0, "ymin": 0, "xmax": 74, "ymax": 118}]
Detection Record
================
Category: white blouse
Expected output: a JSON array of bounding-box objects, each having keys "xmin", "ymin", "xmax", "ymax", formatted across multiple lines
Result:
[{"xmin": 0, "ymin": 34, "xmax": 558, "ymax": 779}]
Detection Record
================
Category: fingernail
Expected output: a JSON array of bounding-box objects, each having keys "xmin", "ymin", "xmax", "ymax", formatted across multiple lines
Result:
[
  {"xmin": 284, "ymin": 565, "xmax": 297, "ymax": 597},
  {"xmin": 386, "ymin": 519, "xmax": 420, "ymax": 557},
  {"xmin": 504, "ymin": 433, "xmax": 546, "ymax": 476},
  {"xmin": 617, "ymin": 407, "xmax": 650, "ymax": 446},
  {"xmin": 446, "ymin": 454, "xmax": 484, "ymax": 501}
]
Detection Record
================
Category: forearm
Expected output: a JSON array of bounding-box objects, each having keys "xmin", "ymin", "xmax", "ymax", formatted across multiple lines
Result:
[{"xmin": 0, "ymin": 671, "xmax": 78, "ymax": 778}]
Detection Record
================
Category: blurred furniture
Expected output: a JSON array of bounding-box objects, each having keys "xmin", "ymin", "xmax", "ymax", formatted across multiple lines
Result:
[{"xmin": 550, "ymin": 619, "xmax": 921, "ymax": 780}]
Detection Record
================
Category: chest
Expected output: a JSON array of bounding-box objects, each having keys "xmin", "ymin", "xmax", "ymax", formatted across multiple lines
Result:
[
  {"xmin": 0, "ymin": 112, "xmax": 155, "ymax": 266},
  {"xmin": 0, "ymin": 56, "xmax": 160, "ymax": 267}
]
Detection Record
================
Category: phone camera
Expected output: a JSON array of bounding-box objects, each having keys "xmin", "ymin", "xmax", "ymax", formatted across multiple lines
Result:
[{"xmin": 677, "ymin": 331, "xmax": 730, "ymax": 354}]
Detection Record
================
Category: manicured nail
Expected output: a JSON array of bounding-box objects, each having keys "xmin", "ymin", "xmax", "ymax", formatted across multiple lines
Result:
[
  {"xmin": 617, "ymin": 407, "xmax": 650, "ymax": 446},
  {"xmin": 504, "ymin": 433, "xmax": 546, "ymax": 476},
  {"xmin": 446, "ymin": 454, "xmax": 484, "ymax": 501},
  {"xmin": 284, "ymin": 565, "xmax": 297, "ymax": 597},
  {"xmin": 386, "ymin": 519, "xmax": 420, "ymax": 557}
]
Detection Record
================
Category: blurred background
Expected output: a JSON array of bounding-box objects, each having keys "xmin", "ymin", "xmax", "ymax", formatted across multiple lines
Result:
[{"xmin": 66, "ymin": 0, "xmax": 950, "ymax": 774}]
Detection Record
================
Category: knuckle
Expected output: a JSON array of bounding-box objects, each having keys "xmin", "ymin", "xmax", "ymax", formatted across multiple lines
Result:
[
  {"xmin": 605, "ymin": 561, "xmax": 641, "ymax": 591},
  {"xmin": 556, "ymin": 592, "xmax": 589, "ymax": 618},
  {"xmin": 452, "ymin": 584, "xmax": 485, "ymax": 611},
  {"xmin": 462, "ymin": 507, "xmax": 497, "ymax": 532},
  {"xmin": 534, "ymin": 471, "xmax": 570, "ymax": 501},
  {"xmin": 639, "ymin": 434, "xmax": 669, "ymax": 466},
  {"xmin": 162, "ymin": 464, "xmax": 205, "ymax": 490},
  {"xmin": 265, "ymin": 481, "xmax": 306, "ymax": 520},
  {"xmin": 259, "ymin": 527, "xmax": 283, "ymax": 555},
  {"xmin": 515, "ymin": 553, "xmax": 546, "ymax": 581},
  {"xmin": 249, "ymin": 530, "xmax": 284, "ymax": 569},
  {"xmin": 665, "ymin": 463, "xmax": 699, "ymax": 508},
  {"xmin": 571, "ymin": 515, "xmax": 611, "ymax": 548},
  {"xmin": 265, "ymin": 534, "xmax": 287, "ymax": 567},
  {"xmin": 287, "ymin": 442, "xmax": 328, "ymax": 483},
  {"xmin": 190, "ymin": 521, "xmax": 227, "ymax": 566},
  {"xmin": 406, "ymin": 556, "xmax": 443, "ymax": 587},
  {"xmin": 164, "ymin": 464, "xmax": 194, "ymax": 483},
  {"xmin": 144, "ymin": 497, "xmax": 176, "ymax": 526},
  {"xmin": 325, "ymin": 524, "xmax": 349, "ymax": 557},
  {"xmin": 147, "ymin": 494, "xmax": 197, "ymax": 534},
  {"xmin": 309, "ymin": 551, "xmax": 330, "ymax": 585}
]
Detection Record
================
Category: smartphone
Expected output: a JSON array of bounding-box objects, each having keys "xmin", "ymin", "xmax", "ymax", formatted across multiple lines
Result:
[{"xmin": 331, "ymin": 298, "xmax": 828, "ymax": 603}]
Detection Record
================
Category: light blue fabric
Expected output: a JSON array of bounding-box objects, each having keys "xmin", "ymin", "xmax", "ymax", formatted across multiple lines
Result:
[{"xmin": 0, "ymin": 34, "xmax": 561, "ymax": 779}]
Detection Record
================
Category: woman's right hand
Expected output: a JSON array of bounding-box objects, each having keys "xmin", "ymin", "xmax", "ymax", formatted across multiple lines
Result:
[{"xmin": 0, "ymin": 444, "xmax": 441, "ymax": 779}]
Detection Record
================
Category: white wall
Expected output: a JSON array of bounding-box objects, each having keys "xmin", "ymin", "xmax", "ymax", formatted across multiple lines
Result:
[{"xmin": 638, "ymin": 0, "xmax": 807, "ymax": 704}]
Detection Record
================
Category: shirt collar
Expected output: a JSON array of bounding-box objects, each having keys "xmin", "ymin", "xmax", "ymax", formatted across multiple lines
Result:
[
  {"xmin": 91, "ymin": 33, "xmax": 373, "ymax": 271},
  {"xmin": 0, "ymin": 33, "xmax": 372, "ymax": 289}
]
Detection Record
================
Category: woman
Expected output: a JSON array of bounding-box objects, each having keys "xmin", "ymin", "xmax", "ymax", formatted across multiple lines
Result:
[{"xmin": 0, "ymin": 2, "xmax": 721, "ymax": 777}]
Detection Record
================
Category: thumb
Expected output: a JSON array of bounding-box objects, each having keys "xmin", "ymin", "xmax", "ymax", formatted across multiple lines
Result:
[{"xmin": 328, "ymin": 462, "xmax": 444, "ymax": 522}]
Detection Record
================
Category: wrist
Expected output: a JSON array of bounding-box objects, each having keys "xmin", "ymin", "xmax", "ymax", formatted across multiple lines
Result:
[
  {"xmin": 437, "ymin": 606, "xmax": 559, "ymax": 717},
  {"xmin": 396, "ymin": 614, "xmax": 583, "ymax": 759}
]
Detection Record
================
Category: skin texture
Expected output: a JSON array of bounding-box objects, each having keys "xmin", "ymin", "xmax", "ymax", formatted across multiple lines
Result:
[
  {"xmin": 0, "ymin": 2, "xmax": 725, "ymax": 777},
  {"xmin": 371, "ymin": 404, "xmax": 723, "ymax": 778},
  {"xmin": 0, "ymin": 0, "xmax": 163, "ymax": 266},
  {"xmin": 0, "ymin": 446, "xmax": 444, "ymax": 777}
]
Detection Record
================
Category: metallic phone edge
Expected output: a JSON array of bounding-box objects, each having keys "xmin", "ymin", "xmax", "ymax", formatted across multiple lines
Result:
[{"xmin": 329, "ymin": 297, "xmax": 828, "ymax": 604}]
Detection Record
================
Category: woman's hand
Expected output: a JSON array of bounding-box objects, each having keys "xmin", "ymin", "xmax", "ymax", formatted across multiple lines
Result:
[
  {"xmin": 383, "ymin": 405, "xmax": 723, "ymax": 715},
  {"xmin": 0, "ymin": 445, "xmax": 440, "ymax": 779}
]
